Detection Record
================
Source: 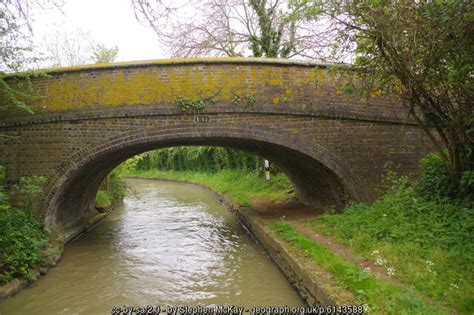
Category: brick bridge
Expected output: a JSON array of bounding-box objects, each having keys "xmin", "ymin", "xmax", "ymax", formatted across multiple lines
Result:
[{"xmin": 0, "ymin": 58, "xmax": 433, "ymax": 238}]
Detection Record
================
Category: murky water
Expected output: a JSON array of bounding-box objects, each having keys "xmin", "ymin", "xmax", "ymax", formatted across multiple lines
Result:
[{"xmin": 0, "ymin": 178, "xmax": 302, "ymax": 314}]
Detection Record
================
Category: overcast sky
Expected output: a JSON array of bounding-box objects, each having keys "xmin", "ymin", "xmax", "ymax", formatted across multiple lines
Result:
[{"xmin": 31, "ymin": 0, "xmax": 167, "ymax": 63}]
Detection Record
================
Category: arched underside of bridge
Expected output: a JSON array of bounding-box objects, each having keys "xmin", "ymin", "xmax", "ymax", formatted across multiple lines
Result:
[{"xmin": 44, "ymin": 128, "xmax": 361, "ymax": 234}]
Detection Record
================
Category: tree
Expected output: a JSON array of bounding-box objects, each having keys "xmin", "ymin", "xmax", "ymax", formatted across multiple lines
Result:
[
  {"xmin": 91, "ymin": 44, "xmax": 118, "ymax": 63},
  {"xmin": 132, "ymin": 0, "xmax": 325, "ymax": 58},
  {"xmin": 310, "ymin": 0, "xmax": 473, "ymax": 194},
  {"xmin": 0, "ymin": 0, "xmax": 64, "ymax": 114},
  {"xmin": 38, "ymin": 28, "xmax": 94, "ymax": 67},
  {"xmin": 35, "ymin": 27, "xmax": 120, "ymax": 67}
]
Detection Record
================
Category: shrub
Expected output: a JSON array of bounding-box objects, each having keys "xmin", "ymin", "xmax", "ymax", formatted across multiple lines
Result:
[
  {"xmin": 0, "ymin": 207, "xmax": 49, "ymax": 283},
  {"xmin": 418, "ymin": 153, "xmax": 455, "ymax": 200},
  {"xmin": 95, "ymin": 170, "xmax": 127, "ymax": 209}
]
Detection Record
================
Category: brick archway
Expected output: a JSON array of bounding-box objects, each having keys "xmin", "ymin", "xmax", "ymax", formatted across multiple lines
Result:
[{"xmin": 44, "ymin": 124, "xmax": 361, "ymax": 233}]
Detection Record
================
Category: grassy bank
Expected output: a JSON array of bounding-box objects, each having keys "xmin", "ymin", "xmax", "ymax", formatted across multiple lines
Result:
[
  {"xmin": 271, "ymin": 220, "xmax": 443, "ymax": 314},
  {"xmin": 309, "ymin": 178, "xmax": 473, "ymax": 314},
  {"xmin": 122, "ymin": 169, "xmax": 293, "ymax": 206}
]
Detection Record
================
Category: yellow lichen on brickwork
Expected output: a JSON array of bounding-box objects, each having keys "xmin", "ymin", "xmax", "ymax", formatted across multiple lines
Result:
[{"xmin": 1, "ymin": 58, "xmax": 334, "ymax": 115}]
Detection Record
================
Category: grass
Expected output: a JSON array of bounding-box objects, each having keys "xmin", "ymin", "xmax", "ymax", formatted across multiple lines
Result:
[
  {"xmin": 311, "ymin": 178, "xmax": 474, "ymax": 314},
  {"xmin": 122, "ymin": 169, "xmax": 293, "ymax": 206},
  {"xmin": 270, "ymin": 220, "xmax": 445, "ymax": 314}
]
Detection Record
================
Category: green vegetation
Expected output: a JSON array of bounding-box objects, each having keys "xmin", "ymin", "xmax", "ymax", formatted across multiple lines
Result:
[
  {"xmin": 91, "ymin": 44, "xmax": 119, "ymax": 63},
  {"xmin": 175, "ymin": 93, "xmax": 218, "ymax": 112},
  {"xmin": 134, "ymin": 146, "xmax": 262, "ymax": 173},
  {"xmin": 309, "ymin": 159, "xmax": 473, "ymax": 313},
  {"xmin": 0, "ymin": 207, "xmax": 49, "ymax": 284},
  {"xmin": 230, "ymin": 93, "xmax": 256, "ymax": 106},
  {"xmin": 95, "ymin": 169, "xmax": 127, "ymax": 209},
  {"xmin": 123, "ymin": 169, "xmax": 292, "ymax": 207},
  {"xmin": 270, "ymin": 220, "xmax": 443, "ymax": 314},
  {"xmin": 419, "ymin": 153, "xmax": 474, "ymax": 202},
  {"xmin": 122, "ymin": 146, "xmax": 290, "ymax": 206},
  {"xmin": 246, "ymin": 95, "xmax": 256, "ymax": 106},
  {"xmin": 0, "ymin": 166, "xmax": 49, "ymax": 284}
]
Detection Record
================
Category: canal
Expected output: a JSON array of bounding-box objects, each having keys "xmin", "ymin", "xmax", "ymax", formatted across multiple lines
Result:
[{"xmin": 0, "ymin": 178, "xmax": 303, "ymax": 314}]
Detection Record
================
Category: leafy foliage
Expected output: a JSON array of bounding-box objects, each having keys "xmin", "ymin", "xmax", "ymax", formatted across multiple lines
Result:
[
  {"xmin": 175, "ymin": 93, "xmax": 218, "ymax": 112},
  {"xmin": 175, "ymin": 96, "xmax": 205, "ymax": 112},
  {"xmin": 418, "ymin": 153, "xmax": 456, "ymax": 200},
  {"xmin": 246, "ymin": 95, "xmax": 256, "ymax": 106},
  {"xmin": 0, "ymin": 166, "xmax": 7, "ymax": 205},
  {"xmin": 91, "ymin": 44, "xmax": 119, "ymax": 63},
  {"xmin": 419, "ymin": 152, "xmax": 474, "ymax": 202},
  {"xmin": 134, "ymin": 146, "xmax": 262, "ymax": 173},
  {"xmin": 0, "ymin": 207, "xmax": 49, "ymax": 283},
  {"xmin": 95, "ymin": 169, "xmax": 127, "ymax": 209},
  {"xmin": 0, "ymin": 165, "xmax": 49, "ymax": 284}
]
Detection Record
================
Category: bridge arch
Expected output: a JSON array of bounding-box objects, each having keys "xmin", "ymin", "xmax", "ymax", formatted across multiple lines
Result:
[{"xmin": 44, "ymin": 124, "xmax": 362, "ymax": 234}]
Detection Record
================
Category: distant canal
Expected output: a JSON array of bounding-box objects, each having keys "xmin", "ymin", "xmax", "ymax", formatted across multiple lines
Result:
[{"xmin": 0, "ymin": 178, "xmax": 302, "ymax": 314}]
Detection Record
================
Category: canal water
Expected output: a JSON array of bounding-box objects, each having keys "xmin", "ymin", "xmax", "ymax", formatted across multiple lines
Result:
[{"xmin": 0, "ymin": 178, "xmax": 302, "ymax": 314}]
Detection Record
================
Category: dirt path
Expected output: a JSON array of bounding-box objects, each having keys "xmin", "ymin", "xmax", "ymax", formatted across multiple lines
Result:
[
  {"xmin": 248, "ymin": 196, "xmax": 445, "ymax": 310},
  {"xmin": 249, "ymin": 196, "xmax": 403, "ymax": 284}
]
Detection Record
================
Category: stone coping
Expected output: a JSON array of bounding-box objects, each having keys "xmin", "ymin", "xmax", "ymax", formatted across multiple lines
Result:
[{"xmin": 6, "ymin": 57, "xmax": 339, "ymax": 77}]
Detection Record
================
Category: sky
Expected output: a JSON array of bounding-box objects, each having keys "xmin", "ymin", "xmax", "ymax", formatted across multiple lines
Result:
[{"xmin": 31, "ymin": 0, "xmax": 167, "ymax": 63}]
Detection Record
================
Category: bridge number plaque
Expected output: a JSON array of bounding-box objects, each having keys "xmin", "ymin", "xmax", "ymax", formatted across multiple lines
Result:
[{"xmin": 194, "ymin": 115, "xmax": 210, "ymax": 123}]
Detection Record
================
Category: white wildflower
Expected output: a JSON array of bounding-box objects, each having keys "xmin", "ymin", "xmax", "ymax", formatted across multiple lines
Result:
[
  {"xmin": 363, "ymin": 267, "xmax": 371, "ymax": 273},
  {"xmin": 450, "ymin": 283, "xmax": 459, "ymax": 289},
  {"xmin": 375, "ymin": 257, "xmax": 387, "ymax": 266},
  {"xmin": 387, "ymin": 267, "xmax": 395, "ymax": 277}
]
